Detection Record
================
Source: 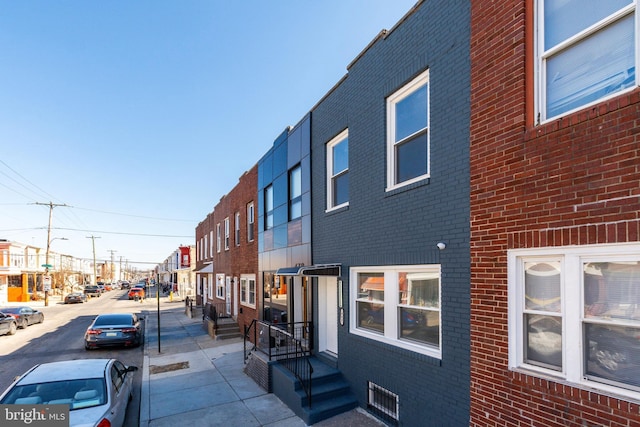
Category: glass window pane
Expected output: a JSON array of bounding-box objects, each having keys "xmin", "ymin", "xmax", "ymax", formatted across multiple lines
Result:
[
  {"xmin": 524, "ymin": 261, "xmax": 561, "ymax": 312},
  {"xmin": 399, "ymin": 272, "xmax": 439, "ymax": 308},
  {"xmin": 396, "ymin": 132, "xmax": 428, "ymax": 183},
  {"xmin": 357, "ymin": 273, "xmax": 384, "ymax": 332},
  {"xmin": 544, "ymin": 0, "xmax": 631, "ymax": 49},
  {"xmin": 584, "ymin": 262, "xmax": 640, "ymax": 320},
  {"xmin": 525, "ymin": 313, "xmax": 563, "ymax": 370},
  {"xmin": 399, "ymin": 307, "xmax": 439, "ymax": 347},
  {"xmin": 395, "ymin": 83, "xmax": 427, "ymax": 142},
  {"xmin": 333, "ymin": 172, "xmax": 349, "ymax": 206},
  {"xmin": 332, "ymin": 138, "xmax": 348, "ymax": 175},
  {"xmin": 585, "ymin": 323, "xmax": 640, "ymax": 389},
  {"xmin": 358, "ymin": 301, "xmax": 384, "ymax": 333},
  {"xmin": 290, "ymin": 166, "xmax": 301, "ymax": 198},
  {"xmin": 290, "ymin": 199, "xmax": 301, "ymax": 219},
  {"xmin": 546, "ymin": 15, "xmax": 635, "ymax": 118}
]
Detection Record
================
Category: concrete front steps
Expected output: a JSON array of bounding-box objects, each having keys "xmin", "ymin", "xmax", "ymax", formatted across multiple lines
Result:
[
  {"xmin": 204, "ymin": 317, "xmax": 243, "ymax": 340},
  {"xmin": 272, "ymin": 356, "xmax": 358, "ymax": 425}
]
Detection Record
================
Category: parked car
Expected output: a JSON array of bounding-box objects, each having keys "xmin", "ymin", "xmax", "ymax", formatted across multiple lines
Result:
[
  {"xmin": 83, "ymin": 285, "xmax": 101, "ymax": 297},
  {"xmin": 127, "ymin": 287, "xmax": 145, "ymax": 300},
  {"xmin": 0, "ymin": 312, "xmax": 17, "ymax": 336},
  {"xmin": 120, "ymin": 281, "xmax": 131, "ymax": 289},
  {"xmin": 0, "ymin": 358, "xmax": 138, "ymax": 427},
  {"xmin": 84, "ymin": 313, "xmax": 143, "ymax": 350},
  {"xmin": 0, "ymin": 306, "xmax": 44, "ymax": 329},
  {"xmin": 64, "ymin": 292, "xmax": 88, "ymax": 304}
]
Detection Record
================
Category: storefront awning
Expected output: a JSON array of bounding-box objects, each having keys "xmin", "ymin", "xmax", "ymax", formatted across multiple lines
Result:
[
  {"xmin": 196, "ymin": 264, "xmax": 214, "ymax": 274},
  {"xmin": 276, "ymin": 264, "xmax": 341, "ymax": 277}
]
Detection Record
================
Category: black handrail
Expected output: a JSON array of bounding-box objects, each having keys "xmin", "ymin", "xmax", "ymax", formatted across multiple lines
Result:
[{"xmin": 243, "ymin": 320, "xmax": 314, "ymax": 407}]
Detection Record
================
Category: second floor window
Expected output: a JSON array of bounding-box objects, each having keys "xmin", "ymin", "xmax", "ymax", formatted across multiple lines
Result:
[
  {"xmin": 235, "ymin": 212, "xmax": 240, "ymax": 246},
  {"xmin": 224, "ymin": 217, "xmax": 230, "ymax": 250},
  {"xmin": 386, "ymin": 69, "xmax": 429, "ymax": 190},
  {"xmin": 537, "ymin": 0, "xmax": 636, "ymax": 121},
  {"xmin": 265, "ymin": 185, "xmax": 273, "ymax": 230},
  {"xmin": 326, "ymin": 129, "xmax": 349, "ymax": 210},
  {"xmin": 216, "ymin": 224, "xmax": 221, "ymax": 253},
  {"xmin": 247, "ymin": 202, "xmax": 255, "ymax": 242},
  {"xmin": 289, "ymin": 165, "xmax": 302, "ymax": 220}
]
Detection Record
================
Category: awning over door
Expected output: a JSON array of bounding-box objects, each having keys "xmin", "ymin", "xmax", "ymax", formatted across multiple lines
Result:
[
  {"xmin": 276, "ymin": 264, "xmax": 341, "ymax": 277},
  {"xmin": 196, "ymin": 264, "xmax": 214, "ymax": 274}
]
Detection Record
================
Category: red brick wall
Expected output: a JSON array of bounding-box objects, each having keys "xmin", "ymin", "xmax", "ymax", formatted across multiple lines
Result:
[
  {"xmin": 470, "ymin": 0, "xmax": 640, "ymax": 425},
  {"xmin": 212, "ymin": 165, "xmax": 258, "ymax": 333}
]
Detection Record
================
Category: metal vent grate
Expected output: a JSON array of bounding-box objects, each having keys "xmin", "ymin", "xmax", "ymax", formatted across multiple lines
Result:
[{"xmin": 367, "ymin": 381, "xmax": 399, "ymax": 424}]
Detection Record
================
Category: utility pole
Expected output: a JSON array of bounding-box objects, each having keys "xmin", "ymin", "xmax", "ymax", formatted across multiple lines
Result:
[
  {"xmin": 35, "ymin": 201, "xmax": 68, "ymax": 306},
  {"xmin": 86, "ymin": 236, "xmax": 101, "ymax": 286},
  {"xmin": 107, "ymin": 249, "xmax": 117, "ymax": 282}
]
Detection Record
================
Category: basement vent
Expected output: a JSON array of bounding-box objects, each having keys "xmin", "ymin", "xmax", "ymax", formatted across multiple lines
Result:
[{"xmin": 367, "ymin": 381, "xmax": 399, "ymax": 423}]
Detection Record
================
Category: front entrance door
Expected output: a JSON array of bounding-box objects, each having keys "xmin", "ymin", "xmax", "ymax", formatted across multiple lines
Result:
[{"xmin": 318, "ymin": 277, "xmax": 338, "ymax": 355}]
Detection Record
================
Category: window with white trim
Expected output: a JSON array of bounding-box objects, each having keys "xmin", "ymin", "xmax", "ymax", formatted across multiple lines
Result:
[
  {"xmin": 247, "ymin": 202, "xmax": 255, "ymax": 242},
  {"xmin": 536, "ymin": 0, "xmax": 636, "ymax": 121},
  {"xmin": 216, "ymin": 273, "xmax": 225, "ymax": 299},
  {"xmin": 326, "ymin": 129, "xmax": 349, "ymax": 210},
  {"xmin": 509, "ymin": 244, "xmax": 640, "ymax": 397},
  {"xmin": 386, "ymin": 70, "xmax": 429, "ymax": 190},
  {"xmin": 209, "ymin": 231, "xmax": 213, "ymax": 258},
  {"xmin": 350, "ymin": 265, "xmax": 441, "ymax": 357},
  {"xmin": 235, "ymin": 212, "xmax": 240, "ymax": 246},
  {"xmin": 224, "ymin": 217, "xmax": 230, "ymax": 250},
  {"xmin": 206, "ymin": 275, "xmax": 213, "ymax": 300},
  {"xmin": 216, "ymin": 224, "xmax": 221, "ymax": 253},
  {"xmin": 240, "ymin": 274, "xmax": 256, "ymax": 308},
  {"xmin": 203, "ymin": 235, "xmax": 208, "ymax": 259}
]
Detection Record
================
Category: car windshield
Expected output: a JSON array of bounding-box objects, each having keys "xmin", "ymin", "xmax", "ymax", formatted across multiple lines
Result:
[
  {"xmin": 94, "ymin": 315, "xmax": 133, "ymax": 326},
  {"xmin": 0, "ymin": 378, "xmax": 106, "ymax": 409}
]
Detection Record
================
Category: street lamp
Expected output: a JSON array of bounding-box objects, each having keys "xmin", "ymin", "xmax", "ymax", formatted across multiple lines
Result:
[{"xmin": 44, "ymin": 237, "xmax": 67, "ymax": 306}]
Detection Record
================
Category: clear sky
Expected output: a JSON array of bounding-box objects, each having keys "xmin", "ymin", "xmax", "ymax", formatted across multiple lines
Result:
[{"xmin": 0, "ymin": 0, "xmax": 417, "ymax": 270}]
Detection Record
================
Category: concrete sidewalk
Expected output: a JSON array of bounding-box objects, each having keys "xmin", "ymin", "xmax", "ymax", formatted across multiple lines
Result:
[{"xmin": 139, "ymin": 299, "xmax": 384, "ymax": 426}]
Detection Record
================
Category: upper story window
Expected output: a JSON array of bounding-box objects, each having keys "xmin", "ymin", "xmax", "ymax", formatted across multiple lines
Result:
[
  {"xmin": 264, "ymin": 185, "xmax": 273, "ymax": 230},
  {"xmin": 326, "ymin": 130, "xmax": 349, "ymax": 211},
  {"xmin": 235, "ymin": 212, "xmax": 240, "ymax": 246},
  {"xmin": 216, "ymin": 223, "xmax": 221, "ymax": 253},
  {"xmin": 386, "ymin": 70, "xmax": 429, "ymax": 190},
  {"xmin": 224, "ymin": 217, "xmax": 230, "ymax": 251},
  {"xmin": 350, "ymin": 265, "xmax": 441, "ymax": 358},
  {"xmin": 509, "ymin": 244, "xmax": 640, "ymax": 398},
  {"xmin": 289, "ymin": 165, "xmax": 302, "ymax": 220},
  {"xmin": 209, "ymin": 231, "xmax": 214, "ymax": 258},
  {"xmin": 537, "ymin": 0, "xmax": 636, "ymax": 121},
  {"xmin": 247, "ymin": 202, "xmax": 255, "ymax": 242}
]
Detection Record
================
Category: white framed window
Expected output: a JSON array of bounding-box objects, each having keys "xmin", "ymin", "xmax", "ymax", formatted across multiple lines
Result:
[
  {"xmin": 536, "ymin": 0, "xmax": 637, "ymax": 122},
  {"xmin": 350, "ymin": 265, "xmax": 441, "ymax": 358},
  {"xmin": 386, "ymin": 69, "xmax": 429, "ymax": 190},
  {"xmin": 203, "ymin": 235, "xmax": 208, "ymax": 259},
  {"xmin": 326, "ymin": 129, "xmax": 349, "ymax": 211},
  {"xmin": 224, "ymin": 217, "xmax": 230, "ymax": 251},
  {"xmin": 206, "ymin": 275, "xmax": 213, "ymax": 300},
  {"xmin": 289, "ymin": 165, "xmax": 302, "ymax": 220},
  {"xmin": 235, "ymin": 212, "xmax": 240, "ymax": 246},
  {"xmin": 216, "ymin": 224, "xmax": 221, "ymax": 253},
  {"xmin": 240, "ymin": 274, "xmax": 256, "ymax": 308},
  {"xmin": 247, "ymin": 202, "xmax": 255, "ymax": 242},
  {"xmin": 508, "ymin": 243, "xmax": 640, "ymax": 398},
  {"xmin": 216, "ymin": 273, "xmax": 225, "ymax": 299},
  {"xmin": 209, "ymin": 230, "xmax": 213, "ymax": 258}
]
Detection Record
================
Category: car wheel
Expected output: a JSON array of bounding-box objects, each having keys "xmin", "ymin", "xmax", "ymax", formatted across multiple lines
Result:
[
  {"xmin": 8, "ymin": 322, "xmax": 17, "ymax": 335},
  {"xmin": 19, "ymin": 319, "xmax": 27, "ymax": 329},
  {"xmin": 38, "ymin": 315, "xmax": 44, "ymax": 324}
]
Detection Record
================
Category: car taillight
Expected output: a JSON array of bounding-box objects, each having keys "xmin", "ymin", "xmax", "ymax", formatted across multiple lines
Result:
[
  {"xmin": 87, "ymin": 329, "xmax": 102, "ymax": 335},
  {"xmin": 96, "ymin": 418, "xmax": 111, "ymax": 427},
  {"xmin": 122, "ymin": 328, "xmax": 137, "ymax": 333}
]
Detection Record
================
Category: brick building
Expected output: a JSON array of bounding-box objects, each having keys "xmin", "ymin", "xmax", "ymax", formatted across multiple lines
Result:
[
  {"xmin": 211, "ymin": 165, "xmax": 258, "ymax": 335},
  {"xmin": 470, "ymin": 1, "xmax": 640, "ymax": 425}
]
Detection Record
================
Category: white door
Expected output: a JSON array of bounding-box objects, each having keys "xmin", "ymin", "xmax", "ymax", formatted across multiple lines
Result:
[
  {"xmin": 225, "ymin": 276, "xmax": 231, "ymax": 315},
  {"xmin": 318, "ymin": 277, "xmax": 338, "ymax": 355}
]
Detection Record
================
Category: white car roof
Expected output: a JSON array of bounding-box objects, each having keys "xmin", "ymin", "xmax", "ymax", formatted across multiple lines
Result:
[{"xmin": 17, "ymin": 359, "xmax": 111, "ymax": 385}]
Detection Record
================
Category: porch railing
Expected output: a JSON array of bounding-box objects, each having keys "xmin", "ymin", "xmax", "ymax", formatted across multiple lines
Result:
[
  {"xmin": 244, "ymin": 320, "xmax": 314, "ymax": 407},
  {"xmin": 203, "ymin": 302, "xmax": 229, "ymax": 328}
]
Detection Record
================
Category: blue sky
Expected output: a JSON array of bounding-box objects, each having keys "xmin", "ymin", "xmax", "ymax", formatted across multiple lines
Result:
[{"xmin": 0, "ymin": 0, "xmax": 417, "ymax": 269}]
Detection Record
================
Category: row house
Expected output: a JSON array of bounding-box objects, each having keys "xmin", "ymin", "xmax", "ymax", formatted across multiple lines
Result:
[
  {"xmin": 210, "ymin": 165, "xmax": 258, "ymax": 335},
  {"xmin": 158, "ymin": 245, "xmax": 196, "ymax": 298},
  {"xmin": 469, "ymin": 0, "xmax": 640, "ymax": 426},
  {"xmin": 195, "ymin": 211, "xmax": 215, "ymax": 306}
]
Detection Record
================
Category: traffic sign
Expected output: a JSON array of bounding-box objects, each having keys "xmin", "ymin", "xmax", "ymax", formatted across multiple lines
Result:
[
  {"xmin": 42, "ymin": 264, "xmax": 53, "ymax": 268},
  {"xmin": 43, "ymin": 275, "xmax": 52, "ymax": 291}
]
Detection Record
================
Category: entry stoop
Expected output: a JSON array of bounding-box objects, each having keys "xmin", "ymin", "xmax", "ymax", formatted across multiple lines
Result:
[
  {"xmin": 272, "ymin": 356, "xmax": 358, "ymax": 425},
  {"xmin": 211, "ymin": 317, "xmax": 243, "ymax": 340}
]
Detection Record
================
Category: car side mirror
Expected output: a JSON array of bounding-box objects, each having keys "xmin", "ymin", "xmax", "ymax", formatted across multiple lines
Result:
[{"xmin": 126, "ymin": 366, "xmax": 139, "ymax": 373}]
